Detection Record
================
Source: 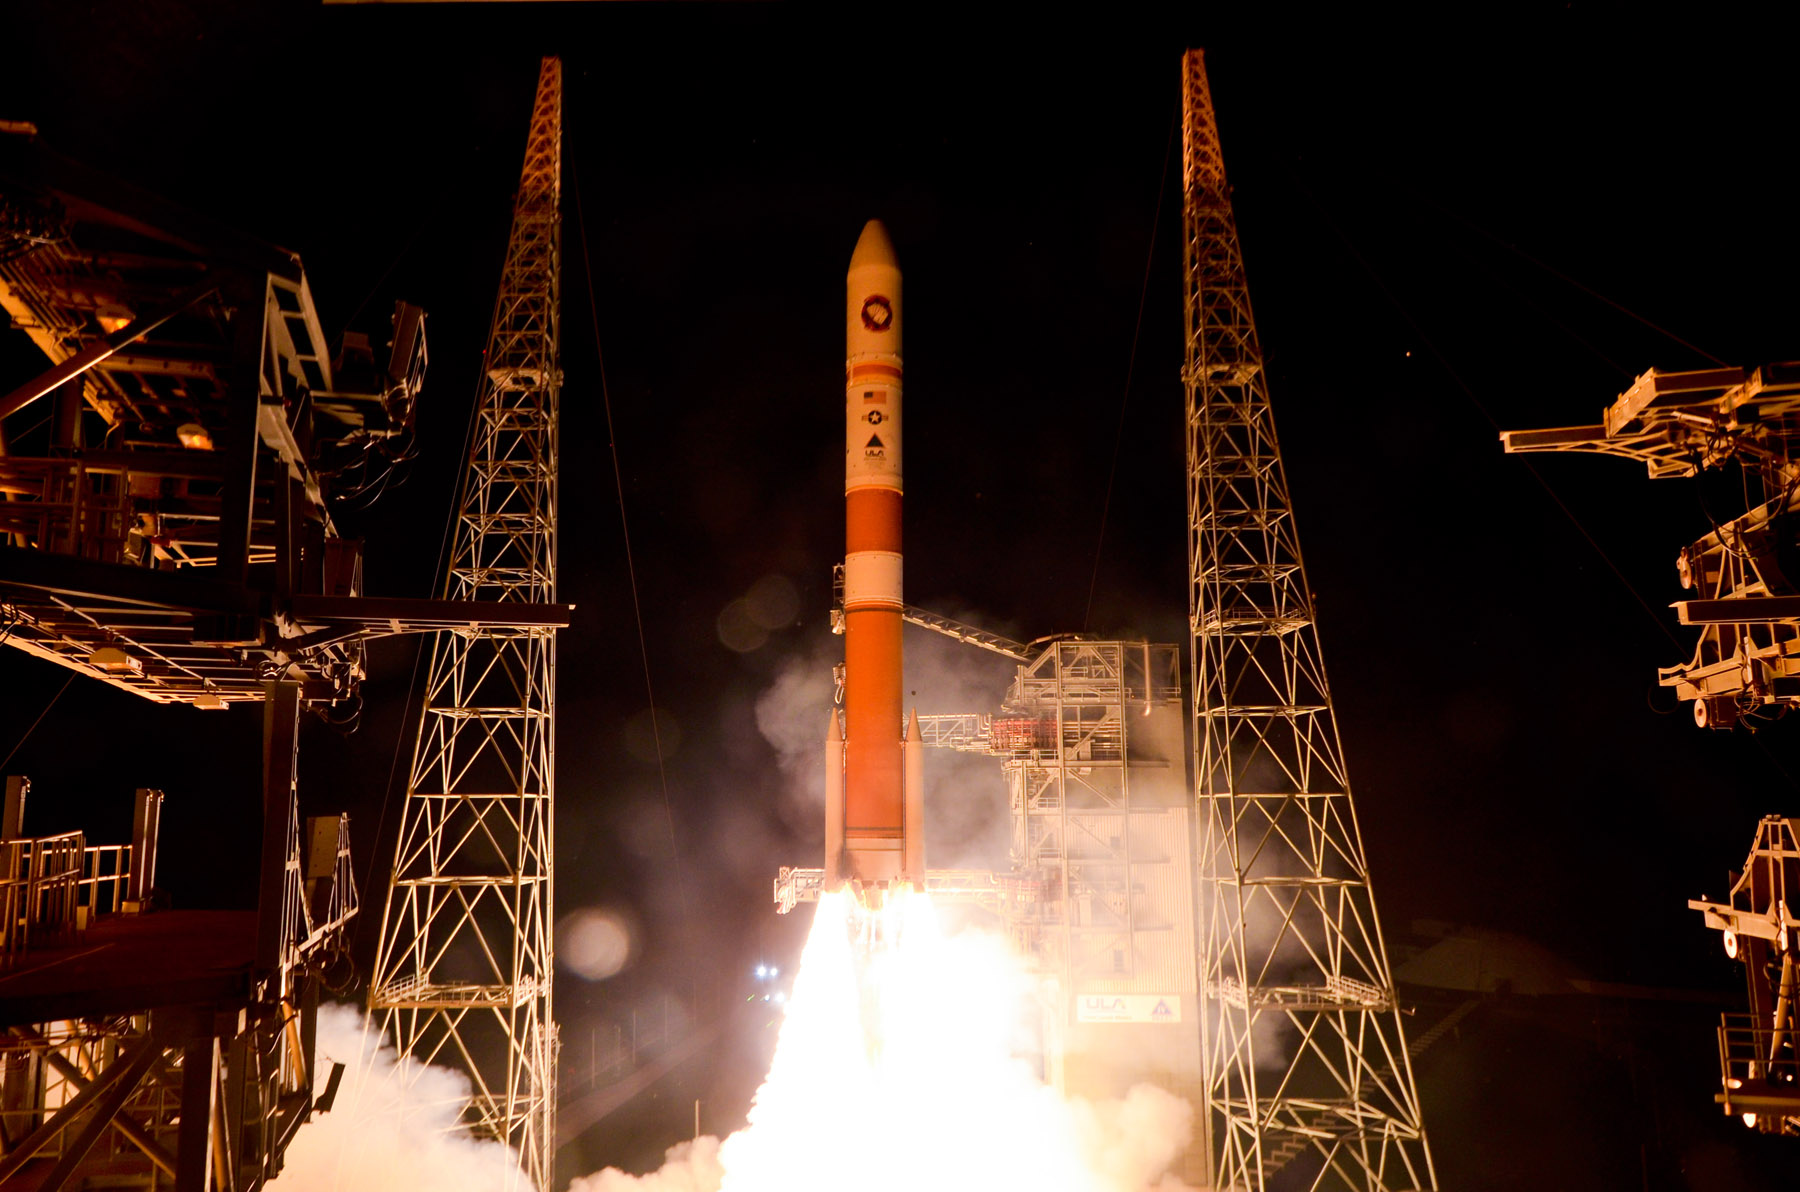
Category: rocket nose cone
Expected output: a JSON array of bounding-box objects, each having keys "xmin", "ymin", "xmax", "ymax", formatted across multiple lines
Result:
[{"xmin": 849, "ymin": 220, "xmax": 897, "ymax": 271}]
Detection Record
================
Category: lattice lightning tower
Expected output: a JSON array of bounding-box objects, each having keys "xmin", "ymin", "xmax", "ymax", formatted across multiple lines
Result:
[
  {"xmin": 370, "ymin": 57, "xmax": 561, "ymax": 1192},
  {"xmin": 1182, "ymin": 50, "xmax": 1434, "ymax": 1192}
]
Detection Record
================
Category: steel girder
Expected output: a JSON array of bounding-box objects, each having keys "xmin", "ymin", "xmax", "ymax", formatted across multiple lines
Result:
[
  {"xmin": 1181, "ymin": 49, "xmax": 1435, "ymax": 1192},
  {"xmin": 368, "ymin": 57, "xmax": 562, "ymax": 1192}
]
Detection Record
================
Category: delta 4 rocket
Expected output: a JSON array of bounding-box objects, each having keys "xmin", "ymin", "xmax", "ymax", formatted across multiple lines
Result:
[{"xmin": 825, "ymin": 221, "xmax": 925, "ymax": 893}]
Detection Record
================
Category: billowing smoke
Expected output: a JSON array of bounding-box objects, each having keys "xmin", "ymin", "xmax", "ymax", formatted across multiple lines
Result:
[
  {"xmin": 572, "ymin": 893, "xmax": 1195, "ymax": 1192},
  {"xmin": 750, "ymin": 635, "xmax": 837, "ymax": 822},
  {"xmin": 751, "ymin": 619, "xmax": 1018, "ymax": 865},
  {"xmin": 268, "ymin": 1005, "xmax": 523, "ymax": 1192},
  {"xmin": 573, "ymin": 1138, "xmax": 724, "ymax": 1192}
]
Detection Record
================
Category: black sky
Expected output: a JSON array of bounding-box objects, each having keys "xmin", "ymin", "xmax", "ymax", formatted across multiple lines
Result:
[{"xmin": 6, "ymin": 4, "xmax": 1800, "ymax": 1186}]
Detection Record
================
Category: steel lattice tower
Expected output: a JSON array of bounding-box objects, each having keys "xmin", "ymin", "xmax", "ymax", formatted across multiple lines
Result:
[
  {"xmin": 1182, "ymin": 50, "xmax": 1434, "ymax": 1192},
  {"xmin": 370, "ymin": 57, "xmax": 561, "ymax": 1191}
]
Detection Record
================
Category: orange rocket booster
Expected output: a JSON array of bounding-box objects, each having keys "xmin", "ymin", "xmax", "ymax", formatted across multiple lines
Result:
[{"xmin": 825, "ymin": 221, "xmax": 925, "ymax": 892}]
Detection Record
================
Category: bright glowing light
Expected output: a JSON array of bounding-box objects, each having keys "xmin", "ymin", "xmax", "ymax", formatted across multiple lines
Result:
[
  {"xmin": 767, "ymin": 967, "xmax": 778, "ymax": 978},
  {"xmin": 559, "ymin": 908, "xmax": 634, "ymax": 981},
  {"xmin": 755, "ymin": 965, "xmax": 769, "ymax": 979},
  {"xmin": 176, "ymin": 422, "xmax": 214, "ymax": 451},
  {"xmin": 573, "ymin": 888, "xmax": 1192, "ymax": 1192}
]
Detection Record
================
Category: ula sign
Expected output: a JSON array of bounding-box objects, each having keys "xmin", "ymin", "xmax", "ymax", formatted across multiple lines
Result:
[{"xmin": 1076, "ymin": 995, "xmax": 1181, "ymax": 1024}]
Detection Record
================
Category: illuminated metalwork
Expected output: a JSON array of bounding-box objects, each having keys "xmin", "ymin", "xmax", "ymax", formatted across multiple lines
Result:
[
  {"xmin": 368, "ymin": 57, "xmax": 562, "ymax": 1191},
  {"xmin": 993, "ymin": 642, "xmax": 1189, "ymax": 1002},
  {"xmin": 897, "ymin": 632, "xmax": 1204, "ymax": 1181},
  {"xmin": 0, "ymin": 133, "xmax": 444, "ymax": 707},
  {"xmin": 0, "ymin": 762, "xmax": 359, "ymax": 1192},
  {"xmin": 912, "ymin": 712, "xmax": 992, "ymax": 752},
  {"xmin": 1182, "ymin": 49, "xmax": 1434, "ymax": 1191},
  {"xmin": 992, "ymin": 639, "xmax": 1199, "ymax": 1178},
  {"xmin": 0, "ymin": 127, "xmax": 514, "ymax": 1192},
  {"xmin": 1690, "ymin": 817, "xmax": 1800, "ymax": 1133},
  {"xmin": 830, "ymin": 566, "xmax": 1034, "ymax": 661},
  {"xmin": 771, "ymin": 865, "xmax": 1003, "ymax": 916},
  {"xmin": 1503, "ymin": 363, "xmax": 1800, "ymax": 728}
]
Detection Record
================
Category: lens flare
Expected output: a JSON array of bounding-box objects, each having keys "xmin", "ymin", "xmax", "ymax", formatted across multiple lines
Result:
[{"xmin": 574, "ymin": 889, "xmax": 1191, "ymax": 1192}]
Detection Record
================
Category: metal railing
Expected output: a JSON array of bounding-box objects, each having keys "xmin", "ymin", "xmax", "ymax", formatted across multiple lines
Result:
[
  {"xmin": 1718, "ymin": 1013, "xmax": 1800, "ymax": 1107},
  {"xmin": 0, "ymin": 833, "xmax": 85, "ymax": 959},
  {"xmin": 772, "ymin": 866, "xmax": 1006, "ymax": 914},
  {"xmin": 81, "ymin": 843, "xmax": 131, "ymax": 917},
  {"xmin": 0, "ymin": 833, "xmax": 135, "ymax": 964}
]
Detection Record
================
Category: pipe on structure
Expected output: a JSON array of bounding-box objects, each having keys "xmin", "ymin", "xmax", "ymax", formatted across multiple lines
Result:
[
  {"xmin": 828, "ymin": 221, "xmax": 924, "ymax": 892},
  {"xmin": 2, "ymin": 776, "xmax": 26, "ymax": 840},
  {"xmin": 128, "ymin": 788, "xmax": 162, "ymax": 907},
  {"xmin": 824, "ymin": 709, "xmax": 845, "ymax": 886}
]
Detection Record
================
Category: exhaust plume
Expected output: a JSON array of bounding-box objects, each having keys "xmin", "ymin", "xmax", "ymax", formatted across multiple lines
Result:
[{"xmin": 573, "ymin": 891, "xmax": 1194, "ymax": 1192}]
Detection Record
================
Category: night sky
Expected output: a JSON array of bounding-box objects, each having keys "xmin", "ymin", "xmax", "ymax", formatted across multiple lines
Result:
[{"xmin": 7, "ymin": 5, "xmax": 1800, "ymax": 1188}]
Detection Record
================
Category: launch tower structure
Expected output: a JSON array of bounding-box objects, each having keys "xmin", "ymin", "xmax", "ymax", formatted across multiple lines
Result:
[
  {"xmin": 1181, "ymin": 50, "xmax": 1434, "ymax": 1191},
  {"xmin": 914, "ymin": 638, "xmax": 1201, "ymax": 1180},
  {"xmin": 997, "ymin": 641, "xmax": 1192, "ymax": 1014},
  {"xmin": 369, "ymin": 57, "xmax": 562, "ymax": 1191}
]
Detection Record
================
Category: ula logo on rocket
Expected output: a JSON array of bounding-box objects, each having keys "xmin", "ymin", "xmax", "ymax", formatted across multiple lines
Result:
[{"xmin": 860, "ymin": 295, "xmax": 893, "ymax": 332}]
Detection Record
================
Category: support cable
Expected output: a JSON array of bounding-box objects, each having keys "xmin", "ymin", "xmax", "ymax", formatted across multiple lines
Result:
[
  {"xmin": 351, "ymin": 274, "xmax": 490, "ymax": 963},
  {"xmin": 1436, "ymin": 237, "xmax": 1634, "ymax": 378},
  {"xmin": 1295, "ymin": 175, "xmax": 1800, "ymax": 787},
  {"xmin": 570, "ymin": 159, "xmax": 690, "ymax": 923},
  {"xmin": 0, "ymin": 672, "xmax": 73, "ymax": 772},
  {"xmin": 1083, "ymin": 101, "xmax": 1178, "ymax": 634},
  {"xmin": 1400, "ymin": 188, "xmax": 1728, "ymax": 367},
  {"xmin": 1290, "ymin": 173, "xmax": 1682, "ymax": 649},
  {"xmin": 328, "ymin": 212, "xmax": 435, "ymax": 351}
]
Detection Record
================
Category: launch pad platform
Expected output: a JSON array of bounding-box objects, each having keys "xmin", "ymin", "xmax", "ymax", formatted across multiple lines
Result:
[{"xmin": 771, "ymin": 867, "xmax": 1010, "ymax": 915}]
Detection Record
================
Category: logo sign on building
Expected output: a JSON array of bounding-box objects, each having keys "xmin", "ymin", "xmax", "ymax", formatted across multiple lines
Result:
[{"xmin": 1076, "ymin": 995, "xmax": 1182, "ymax": 1024}]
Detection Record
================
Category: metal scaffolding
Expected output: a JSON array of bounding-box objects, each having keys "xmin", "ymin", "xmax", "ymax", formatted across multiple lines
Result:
[
  {"xmin": 995, "ymin": 642, "xmax": 1189, "ymax": 1007},
  {"xmin": 369, "ymin": 57, "xmax": 561, "ymax": 1192},
  {"xmin": 1181, "ymin": 50, "xmax": 1434, "ymax": 1191},
  {"xmin": 1690, "ymin": 817, "xmax": 1800, "ymax": 1134},
  {"xmin": 0, "ymin": 112, "xmax": 566, "ymax": 1192},
  {"xmin": 1503, "ymin": 362, "xmax": 1800, "ymax": 730},
  {"xmin": 992, "ymin": 641, "xmax": 1200, "ymax": 1176}
]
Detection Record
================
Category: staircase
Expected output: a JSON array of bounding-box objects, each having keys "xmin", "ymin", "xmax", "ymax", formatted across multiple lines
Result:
[{"xmin": 1258, "ymin": 998, "xmax": 1482, "ymax": 1179}]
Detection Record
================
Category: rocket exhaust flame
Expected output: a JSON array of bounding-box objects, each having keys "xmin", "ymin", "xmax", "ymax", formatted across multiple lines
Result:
[{"xmin": 573, "ymin": 890, "xmax": 1195, "ymax": 1192}]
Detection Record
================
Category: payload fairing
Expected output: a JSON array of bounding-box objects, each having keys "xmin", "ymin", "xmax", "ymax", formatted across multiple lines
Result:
[{"xmin": 825, "ymin": 221, "xmax": 925, "ymax": 893}]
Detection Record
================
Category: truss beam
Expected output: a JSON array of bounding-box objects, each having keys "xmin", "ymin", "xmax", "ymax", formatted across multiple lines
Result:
[
  {"xmin": 1181, "ymin": 49, "xmax": 1434, "ymax": 1192},
  {"xmin": 368, "ymin": 57, "xmax": 562, "ymax": 1192}
]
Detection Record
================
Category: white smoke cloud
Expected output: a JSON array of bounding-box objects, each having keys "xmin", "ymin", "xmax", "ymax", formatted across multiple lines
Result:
[
  {"xmin": 902, "ymin": 625, "xmax": 1018, "ymax": 870},
  {"xmin": 750, "ymin": 622, "xmax": 1018, "ymax": 865},
  {"xmin": 751, "ymin": 635, "xmax": 837, "ymax": 814},
  {"xmin": 1068, "ymin": 1085, "xmax": 1199, "ymax": 1192},
  {"xmin": 269, "ymin": 1004, "xmax": 524, "ymax": 1192},
  {"xmin": 571, "ymin": 1137, "xmax": 724, "ymax": 1192}
]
